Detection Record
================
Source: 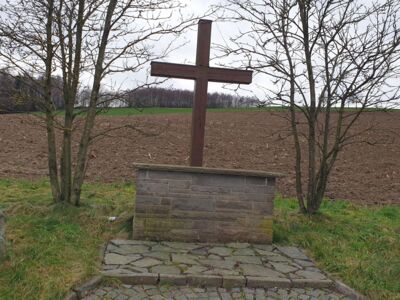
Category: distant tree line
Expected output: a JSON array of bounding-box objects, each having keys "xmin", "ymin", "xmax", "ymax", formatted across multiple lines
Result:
[
  {"xmin": 121, "ymin": 87, "xmax": 260, "ymax": 108},
  {"xmin": 0, "ymin": 71, "xmax": 260, "ymax": 112},
  {"xmin": 0, "ymin": 70, "xmax": 64, "ymax": 113}
]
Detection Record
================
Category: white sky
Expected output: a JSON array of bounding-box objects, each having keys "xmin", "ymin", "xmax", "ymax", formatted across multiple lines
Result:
[
  {"xmin": 0, "ymin": 0, "xmax": 261, "ymax": 98},
  {"xmin": 111, "ymin": 0, "xmax": 252, "ymax": 96}
]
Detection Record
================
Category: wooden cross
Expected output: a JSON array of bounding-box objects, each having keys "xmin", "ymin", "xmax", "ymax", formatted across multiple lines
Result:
[{"xmin": 151, "ymin": 19, "xmax": 253, "ymax": 167}]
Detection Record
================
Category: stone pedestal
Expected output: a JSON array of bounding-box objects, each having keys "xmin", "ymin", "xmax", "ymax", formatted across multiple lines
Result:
[{"xmin": 133, "ymin": 164, "xmax": 283, "ymax": 244}]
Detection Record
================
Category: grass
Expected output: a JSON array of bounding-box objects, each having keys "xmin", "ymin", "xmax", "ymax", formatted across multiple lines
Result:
[
  {"xmin": 275, "ymin": 196, "xmax": 400, "ymax": 299},
  {"xmin": 96, "ymin": 106, "xmax": 400, "ymax": 116},
  {"xmin": 0, "ymin": 179, "xmax": 399, "ymax": 299},
  {"xmin": 28, "ymin": 106, "xmax": 288, "ymax": 118},
  {"xmin": 87, "ymin": 106, "xmax": 285, "ymax": 116},
  {"xmin": 0, "ymin": 179, "xmax": 134, "ymax": 300},
  {"xmin": 25, "ymin": 106, "xmax": 400, "ymax": 118}
]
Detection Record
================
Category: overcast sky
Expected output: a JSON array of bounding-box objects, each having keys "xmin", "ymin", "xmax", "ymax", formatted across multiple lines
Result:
[
  {"xmin": 114, "ymin": 0, "xmax": 252, "ymax": 97},
  {"xmin": 0, "ymin": 0, "xmax": 261, "ymax": 97}
]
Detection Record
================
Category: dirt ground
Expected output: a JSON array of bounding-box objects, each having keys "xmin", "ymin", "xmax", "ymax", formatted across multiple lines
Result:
[{"xmin": 0, "ymin": 111, "xmax": 399, "ymax": 204}]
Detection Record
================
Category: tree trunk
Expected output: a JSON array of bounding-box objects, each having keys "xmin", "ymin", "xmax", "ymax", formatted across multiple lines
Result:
[
  {"xmin": 71, "ymin": 0, "xmax": 118, "ymax": 206},
  {"xmin": 298, "ymin": 0, "xmax": 319, "ymax": 214},
  {"xmin": 44, "ymin": 0, "xmax": 60, "ymax": 202}
]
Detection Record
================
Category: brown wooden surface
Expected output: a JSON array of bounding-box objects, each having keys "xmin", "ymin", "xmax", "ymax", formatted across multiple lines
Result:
[
  {"xmin": 150, "ymin": 62, "xmax": 252, "ymax": 84},
  {"xmin": 150, "ymin": 19, "xmax": 253, "ymax": 167}
]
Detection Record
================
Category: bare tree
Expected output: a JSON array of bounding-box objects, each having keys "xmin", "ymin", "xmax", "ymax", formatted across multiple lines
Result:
[
  {"xmin": 0, "ymin": 0, "xmax": 195, "ymax": 205},
  {"xmin": 218, "ymin": 0, "xmax": 400, "ymax": 213}
]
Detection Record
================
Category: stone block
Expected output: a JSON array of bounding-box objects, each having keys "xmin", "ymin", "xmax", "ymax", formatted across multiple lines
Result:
[
  {"xmin": 246, "ymin": 277, "xmax": 291, "ymax": 288},
  {"xmin": 193, "ymin": 173, "xmax": 245, "ymax": 187},
  {"xmin": 267, "ymin": 177, "xmax": 276, "ymax": 186},
  {"xmin": 168, "ymin": 180, "xmax": 191, "ymax": 190},
  {"xmin": 172, "ymin": 197, "xmax": 215, "ymax": 212},
  {"xmin": 159, "ymin": 274, "xmax": 188, "ymax": 286},
  {"xmin": 245, "ymin": 176, "xmax": 267, "ymax": 185},
  {"xmin": 136, "ymin": 181, "xmax": 169, "ymax": 196},
  {"xmin": 291, "ymin": 279, "xmax": 333, "ymax": 288},
  {"xmin": 135, "ymin": 195, "xmax": 162, "ymax": 205},
  {"xmin": 215, "ymin": 200, "xmax": 250, "ymax": 211},
  {"xmin": 252, "ymin": 202, "xmax": 273, "ymax": 215},
  {"xmin": 187, "ymin": 275, "xmax": 223, "ymax": 287},
  {"xmin": 136, "ymin": 204, "xmax": 170, "ymax": 215},
  {"xmin": 171, "ymin": 210, "xmax": 215, "ymax": 220},
  {"xmin": 137, "ymin": 170, "xmax": 148, "ymax": 180},
  {"xmin": 222, "ymin": 276, "xmax": 246, "ymax": 289},
  {"xmin": 103, "ymin": 272, "xmax": 159, "ymax": 285},
  {"xmin": 73, "ymin": 276, "xmax": 103, "ymax": 298},
  {"xmin": 148, "ymin": 170, "xmax": 190, "ymax": 180}
]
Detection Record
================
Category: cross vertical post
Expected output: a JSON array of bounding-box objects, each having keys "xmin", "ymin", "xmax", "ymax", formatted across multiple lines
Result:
[{"xmin": 191, "ymin": 20, "xmax": 212, "ymax": 167}]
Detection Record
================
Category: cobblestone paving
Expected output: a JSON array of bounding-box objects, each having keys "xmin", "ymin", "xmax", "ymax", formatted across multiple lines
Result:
[
  {"xmin": 82, "ymin": 240, "xmax": 353, "ymax": 299},
  {"xmin": 102, "ymin": 240, "xmax": 330, "ymax": 283},
  {"xmin": 83, "ymin": 285, "xmax": 350, "ymax": 300}
]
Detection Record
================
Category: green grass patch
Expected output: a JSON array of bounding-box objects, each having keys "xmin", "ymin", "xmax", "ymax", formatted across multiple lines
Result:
[
  {"xmin": 0, "ymin": 179, "xmax": 399, "ymax": 299},
  {"xmin": 98, "ymin": 106, "xmax": 400, "ymax": 116},
  {"xmin": 87, "ymin": 106, "xmax": 286, "ymax": 116},
  {"xmin": 0, "ymin": 179, "xmax": 134, "ymax": 300},
  {"xmin": 29, "ymin": 106, "xmax": 288, "ymax": 118},
  {"xmin": 26, "ymin": 106, "xmax": 400, "ymax": 118},
  {"xmin": 274, "ymin": 196, "xmax": 400, "ymax": 299}
]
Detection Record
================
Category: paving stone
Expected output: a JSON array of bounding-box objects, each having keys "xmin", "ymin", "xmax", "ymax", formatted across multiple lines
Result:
[
  {"xmin": 226, "ymin": 242, "xmax": 250, "ymax": 249},
  {"xmin": 151, "ymin": 244, "xmax": 173, "ymax": 252},
  {"xmin": 172, "ymin": 254, "xmax": 199, "ymax": 265},
  {"xmin": 306, "ymin": 266, "xmax": 323, "ymax": 273},
  {"xmin": 264, "ymin": 254, "xmax": 291, "ymax": 262},
  {"xmin": 104, "ymin": 253, "xmax": 141, "ymax": 265},
  {"xmin": 277, "ymin": 246, "xmax": 309, "ymax": 260},
  {"xmin": 125, "ymin": 265, "xmax": 148, "ymax": 273},
  {"xmin": 132, "ymin": 257, "xmax": 162, "ymax": 268},
  {"xmin": 295, "ymin": 270, "xmax": 327, "ymax": 280},
  {"xmin": 270, "ymin": 262, "xmax": 299, "ymax": 273},
  {"xmin": 208, "ymin": 254, "xmax": 224, "ymax": 260},
  {"xmin": 120, "ymin": 244, "xmax": 150, "ymax": 254},
  {"xmin": 241, "ymin": 264, "xmax": 285, "ymax": 277},
  {"xmin": 233, "ymin": 248, "xmax": 255, "ymax": 256},
  {"xmin": 163, "ymin": 242, "xmax": 200, "ymax": 250},
  {"xmin": 146, "ymin": 251, "xmax": 171, "ymax": 261},
  {"xmin": 190, "ymin": 246, "xmax": 209, "ymax": 256},
  {"xmin": 103, "ymin": 264, "xmax": 119, "ymax": 270},
  {"xmin": 254, "ymin": 248, "xmax": 277, "ymax": 256},
  {"xmin": 203, "ymin": 268, "xmax": 240, "ymax": 276},
  {"xmin": 115, "ymin": 294, "xmax": 129, "ymax": 300},
  {"xmin": 200, "ymin": 259, "xmax": 237, "ymax": 270},
  {"xmin": 294, "ymin": 259, "xmax": 315, "ymax": 267},
  {"xmin": 254, "ymin": 245, "xmax": 274, "ymax": 251},
  {"xmin": 184, "ymin": 265, "xmax": 208, "ymax": 274},
  {"xmin": 209, "ymin": 247, "xmax": 233, "ymax": 256},
  {"xmin": 225, "ymin": 255, "xmax": 262, "ymax": 264}
]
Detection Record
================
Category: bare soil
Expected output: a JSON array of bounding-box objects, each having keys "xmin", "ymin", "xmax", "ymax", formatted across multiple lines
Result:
[{"xmin": 0, "ymin": 111, "xmax": 399, "ymax": 204}]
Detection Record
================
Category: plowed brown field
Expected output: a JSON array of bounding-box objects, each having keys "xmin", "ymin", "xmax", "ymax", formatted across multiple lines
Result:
[{"xmin": 1, "ymin": 111, "xmax": 399, "ymax": 204}]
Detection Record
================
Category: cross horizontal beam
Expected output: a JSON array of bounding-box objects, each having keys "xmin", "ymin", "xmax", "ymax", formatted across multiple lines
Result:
[{"xmin": 151, "ymin": 62, "xmax": 253, "ymax": 84}]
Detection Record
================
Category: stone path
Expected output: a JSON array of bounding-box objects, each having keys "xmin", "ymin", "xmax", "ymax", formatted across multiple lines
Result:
[
  {"xmin": 83, "ymin": 285, "xmax": 350, "ymax": 300},
  {"xmin": 102, "ymin": 240, "xmax": 332, "ymax": 289},
  {"xmin": 79, "ymin": 240, "xmax": 355, "ymax": 299}
]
